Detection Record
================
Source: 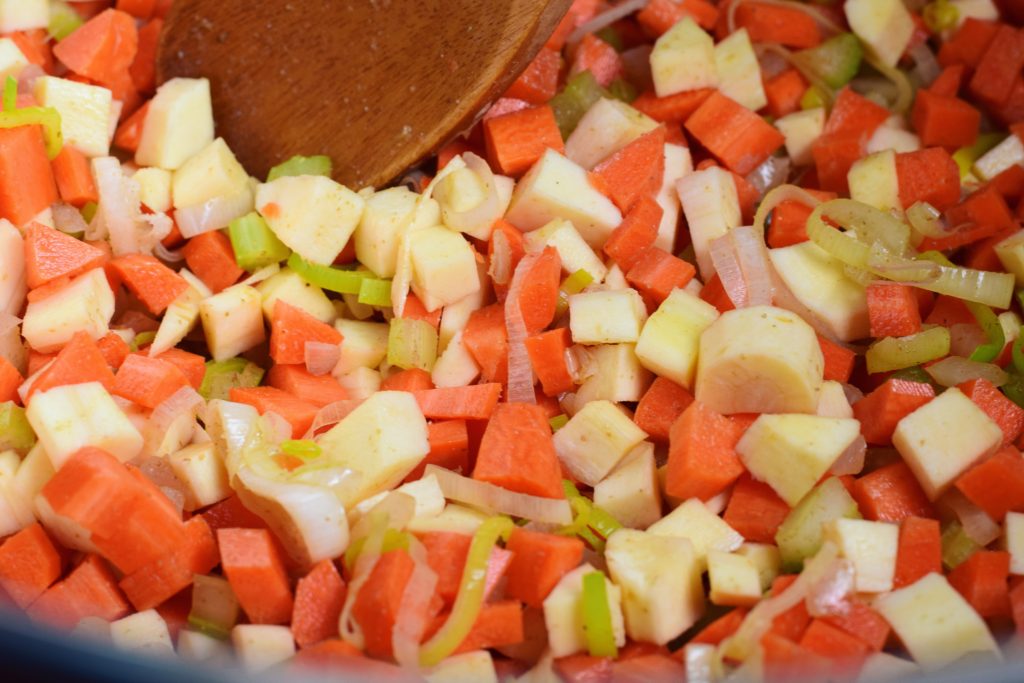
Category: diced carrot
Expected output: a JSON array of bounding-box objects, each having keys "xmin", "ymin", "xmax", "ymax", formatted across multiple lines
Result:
[
  {"xmin": 400, "ymin": 293, "xmax": 443, "ymax": 330},
  {"xmin": 116, "ymin": 0, "xmax": 155, "ymax": 20},
  {"xmin": 229, "ymin": 386, "xmax": 320, "ymax": 439},
  {"xmin": 632, "ymin": 88, "xmax": 714, "ymax": 124},
  {"xmin": 554, "ymin": 655, "xmax": 613, "ymax": 683},
  {"xmin": 911, "ymin": 90, "xmax": 980, "ymax": 150},
  {"xmin": 569, "ymin": 34, "xmax": 623, "ymax": 87},
  {"xmin": 53, "ymin": 8, "xmax": 139, "ymax": 85},
  {"xmin": 893, "ymin": 516, "xmax": 941, "ymax": 589},
  {"xmin": 633, "ymin": 377, "xmax": 694, "ymax": 444},
  {"xmin": 292, "ymin": 559, "xmax": 347, "ymax": 648},
  {"xmin": 463, "ymin": 304, "xmax": 509, "ymax": 384},
  {"xmin": 699, "ymin": 273, "xmax": 736, "ymax": 314},
  {"xmin": 418, "ymin": 531, "xmax": 472, "ymax": 606},
  {"xmin": 764, "ymin": 69, "xmax": 808, "ymax": 119},
  {"xmin": 817, "ymin": 334, "xmax": 855, "ymax": 383},
  {"xmin": 1012, "ymin": 581, "xmax": 1024, "ymax": 637},
  {"xmin": 201, "ymin": 494, "xmax": 269, "ymax": 533},
  {"xmin": 413, "ymin": 383, "xmax": 503, "ymax": 420},
  {"xmin": 505, "ymin": 528, "xmax": 584, "ymax": 609},
  {"xmin": 514, "ymin": 246, "xmax": 561, "ymax": 335},
  {"xmin": 766, "ymin": 200, "xmax": 817, "ymax": 249},
  {"xmin": 761, "ymin": 632, "xmax": 831, "ymax": 683},
  {"xmin": 0, "ymin": 356, "xmax": 21, "ymax": 404},
  {"xmin": 852, "ymin": 379, "xmax": 935, "ymax": 445},
  {"xmin": 152, "ymin": 347, "xmax": 206, "ymax": 389},
  {"xmin": 603, "ymin": 196, "xmax": 663, "ymax": 271},
  {"xmin": 429, "ymin": 600, "xmax": 525, "ymax": 655},
  {"xmin": 0, "ymin": 125, "xmax": 60, "ymax": 227},
  {"xmin": 811, "ymin": 133, "xmax": 862, "ymax": 195},
  {"xmin": 267, "ymin": 364, "xmax": 348, "ymax": 408},
  {"xmin": 824, "ymin": 88, "xmax": 891, "ymax": 140},
  {"xmin": 9, "ymin": 30, "xmax": 55, "ymax": 74},
  {"xmin": 113, "ymin": 101, "xmax": 150, "ymax": 154},
  {"xmin": 637, "ymin": 0, "xmax": 718, "ymax": 34},
  {"xmin": 988, "ymin": 163, "xmax": 1024, "ymax": 204},
  {"xmin": 269, "ymin": 300, "xmax": 343, "ymax": 366},
  {"xmin": 118, "ymin": 516, "xmax": 218, "ymax": 611},
  {"xmin": 821, "ymin": 600, "xmax": 891, "ymax": 652},
  {"xmin": 484, "ymin": 105, "xmax": 565, "ymax": 177},
  {"xmin": 92, "ymin": 333, "xmax": 129, "ymax": 372},
  {"xmin": 0, "ymin": 523, "xmax": 62, "ymax": 609},
  {"xmin": 955, "ymin": 447, "xmax": 1024, "ymax": 522},
  {"xmin": 592, "ymin": 127, "xmax": 666, "ymax": 212},
  {"xmin": 938, "ymin": 18, "xmax": 998, "ymax": 69},
  {"xmin": 723, "ymin": 474, "xmax": 791, "ymax": 544},
  {"xmin": 51, "ymin": 146, "xmax": 99, "ymax": 207},
  {"xmin": 380, "ymin": 367, "xmax": 434, "ymax": 393},
  {"xmin": 768, "ymin": 575, "xmax": 811, "ymax": 642},
  {"xmin": 472, "ymin": 403, "xmax": 564, "ymax": 499},
  {"xmin": 691, "ymin": 608, "xmax": 748, "ymax": 646},
  {"xmin": 218, "ymin": 527, "xmax": 294, "ymax": 625},
  {"xmin": 919, "ymin": 186, "xmax": 1016, "ymax": 252},
  {"xmin": 866, "ymin": 283, "xmax": 922, "ymax": 338},
  {"xmin": 505, "ymin": 47, "xmax": 562, "ymax": 104},
  {"xmin": 928, "ymin": 64, "xmax": 966, "ymax": 98},
  {"xmin": 895, "ymin": 147, "xmax": 962, "ymax": 212},
  {"xmin": 112, "ymin": 353, "xmax": 190, "ymax": 409},
  {"xmin": 129, "ymin": 17, "xmax": 163, "ymax": 94},
  {"xmin": 437, "ymin": 139, "xmax": 473, "ymax": 172},
  {"xmin": 665, "ymin": 401, "xmax": 744, "ymax": 501},
  {"xmin": 181, "ymin": 231, "xmax": 244, "ymax": 294},
  {"xmin": 26, "ymin": 350, "xmax": 56, "ymax": 378},
  {"xmin": 27, "ymin": 555, "xmax": 130, "ymax": 627},
  {"xmin": 959, "ymin": 379, "xmax": 1024, "ymax": 447},
  {"xmin": 524, "ymin": 327, "xmax": 574, "ymax": 397},
  {"xmin": 27, "ymin": 331, "xmax": 116, "ymax": 400},
  {"xmin": 851, "ymin": 461, "xmax": 935, "ymax": 523},
  {"xmin": 405, "ymin": 420, "xmax": 471, "ymax": 482},
  {"xmin": 969, "ymin": 25, "xmax": 1024, "ymax": 107},
  {"xmin": 948, "ymin": 550, "xmax": 1011, "ymax": 618},
  {"xmin": 685, "ymin": 92, "xmax": 785, "ymax": 175},
  {"xmin": 352, "ymin": 549, "xmax": 432, "ymax": 659},
  {"xmin": 799, "ymin": 619, "xmax": 870, "ymax": 679},
  {"xmin": 107, "ymin": 253, "xmax": 189, "ymax": 315},
  {"xmin": 625, "ymin": 246, "xmax": 696, "ymax": 309},
  {"xmin": 735, "ymin": 1, "xmax": 820, "ymax": 48}
]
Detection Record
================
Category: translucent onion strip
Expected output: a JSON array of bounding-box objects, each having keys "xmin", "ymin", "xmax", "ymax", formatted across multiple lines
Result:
[
  {"xmin": 426, "ymin": 464, "xmax": 573, "ymax": 525},
  {"xmin": 567, "ymin": 0, "xmax": 651, "ymax": 45},
  {"xmin": 925, "ymin": 356, "xmax": 1008, "ymax": 387},
  {"xmin": 505, "ymin": 253, "xmax": 538, "ymax": 404},
  {"xmin": 392, "ymin": 536, "xmax": 439, "ymax": 669}
]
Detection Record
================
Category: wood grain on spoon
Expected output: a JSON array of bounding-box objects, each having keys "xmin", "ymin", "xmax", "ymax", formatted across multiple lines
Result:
[{"xmin": 157, "ymin": 0, "xmax": 573, "ymax": 189}]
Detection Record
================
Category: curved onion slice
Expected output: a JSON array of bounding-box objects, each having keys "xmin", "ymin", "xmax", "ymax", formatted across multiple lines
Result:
[
  {"xmin": 426, "ymin": 464, "xmax": 573, "ymax": 525},
  {"xmin": 154, "ymin": 243, "xmax": 185, "ymax": 263},
  {"xmin": 806, "ymin": 558, "xmax": 856, "ymax": 617},
  {"xmin": 829, "ymin": 435, "xmax": 866, "ymax": 477},
  {"xmin": 204, "ymin": 399, "xmax": 261, "ymax": 477},
  {"xmin": 909, "ymin": 43, "xmax": 942, "ymax": 87},
  {"xmin": 734, "ymin": 226, "xmax": 773, "ymax": 306},
  {"xmin": 138, "ymin": 455, "xmax": 188, "ymax": 516},
  {"xmin": 745, "ymin": 156, "xmax": 790, "ymax": 197},
  {"xmin": 489, "ymin": 228, "xmax": 513, "ymax": 287},
  {"xmin": 906, "ymin": 202, "xmax": 950, "ymax": 240},
  {"xmin": 505, "ymin": 253, "xmax": 538, "ymax": 404},
  {"xmin": 304, "ymin": 399, "xmax": 365, "ymax": 439},
  {"xmin": 944, "ymin": 488, "xmax": 1002, "ymax": 546},
  {"xmin": 92, "ymin": 156, "xmax": 145, "ymax": 255},
  {"xmin": 305, "ymin": 341, "xmax": 341, "ymax": 377},
  {"xmin": 436, "ymin": 152, "xmax": 502, "ymax": 239},
  {"xmin": 51, "ymin": 202, "xmax": 89, "ymax": 234},
  {"xmin": 567, "ymin": 0, "xmax": 651, "ymax": 45},
  {"xmin": 175, "ymin": 187, "xmax": 254, "ymax": 238},
  {"xmin": 145, "ymin": 386, "xmax": 205, "ymax": 457},
  {"xmin": 392, "ymin": 536, "xmax": 439, "ymax": 669},
  {"xmin": 925, "ymin": 356, "xmax": 1008, "ymax": 388},
  {"xmin": 862, "ymin": 51, "xmax": 914, "ymax": 114},
  {"xmin": 711, "ymin": 234, "xmax": 748, "ymax": 308}
]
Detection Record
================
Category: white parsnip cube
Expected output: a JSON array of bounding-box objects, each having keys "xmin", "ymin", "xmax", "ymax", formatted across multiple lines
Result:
[
  {"xmin": 848, "ymin": 150, "xmax": 901, "ymax": 212},
  {"xmin": 336, "ymin": 367, "xmax": 381, "ymax": 400},
  {"xmin": 172, "ymin": 138, "xmax": 250, "ymax": 209},
  {"xmin": 231, "ymin": 624, "xmax": 295, "ymax": 672},
  {"xmin": 817, "ymin": 380, "xmax": 854, "ymax": 419},
  {"xmin": 866, "ymin": 124, "xmax": 921, "ymax": 155},
  {"xmin": 133, "ymin": 167, "xmax": 173, "ymax": 213},
  {"xmin": 168, "ymin": 443, "xmax": 231, "ymax": 511},
  {"xmin": 334, "ymin": 319, "xmax": 389, "ymax": 373},
  {"xmin": 110, "ymin": 610, "xmax": 173, "ymax": 654},
  {"xmin": 736, "ymin": 543, "xmax": 781, "ymax": 590},
  {"xmin": 648, "ymin": 498, "xmax": 744, "ymax": 565},
  {"xmin": 565, "ymin": 98, "xmax": 659, "ymax": 170},
  {"xmin": 573, "ymin": 343, "xmax": 652, "ymax": 404},
  {"xmin": 409, "ymin": 225, "xmax": 481, "ymax": 311},
  {"xmin": 407, "ymin": 503, "xmax": 487, "ymax": 535},
  {"xmin": 12, "ymin": 445, "xmax": 53, "ymax": 513},
  {"xmin": 892, "ymin": 387, "xmax": 1001, "ymax": 500},
  {"xmin": 136, "ymin": 78, "xmax": 214, "ymax": 170},
  {"xmin": 677, "ymin": 166, "xmax": 741, "ymax": 280},
  {"xmin": 524, "ymin": 218, "xmax": 607, "ymax": 283},
  {"xmin": 199, "ymin": 285, "xmax": 265, "ymax": 362},
  {"xmin": 776, "ymin": 108, "xmax": 825, "ymax": 166},
  {"xmin": 425, "ymin": 651, "xmax": 498, "ymax": 683},
  {"xmin": 351, "ymin": 474, "xmax": 445, "ymax": 525},
  {"xmin": 1005, "ymin": 512, "xmax": 1024, "ymax": 575},
  {"xmin": 636, "ymin": 288, "xmax": 719, "ymax": 389},
  {"xmin": 553, "ymin": 400, "xmax": 647, "ymax": 486},
  {"xmin": 256, "ymin": 269, "xmax": 337, "ymax": 324},
  {"xmin": 0, "ymin": 218, "xmax": 25, "ymax": 317},
  {"xmin": 150, "ymin": 270, "xmax": 209, "ymax": 357},
  {"xmin": 824, "ymin": 518, "xmax": 898, "ymax": 593},
  {"xmin": 543, "ymin": 564, "xmax": 625, "ymax": 658},
  {"xmin": 594, "ymin": 443, "xmax": 662, "ymax": 530},
  {"xmin": 606, "ymin": 530, "xmax": 704, "ymax": 644},
  {"xmin": 714, "ymin": 29, "xmax": 766, "ymax": 111},
  {"xmin": 696, "ymin": 305, "xmax": 824, "ymax": 415},
  {"xmin": 874, "ymin": 573, "xmax": 1000, "ymax": 670},
  {"xmin": 655, "ymin": 143, "xmax": 693, "ymax": 252},
  {"xmin": 650, "ymin": 17, "xmax": 718, "ymax": 97},
  {"xmin": 178, "ymin": 630, "xmax": 232, "ymax": 663},
  {"xmin": 21, "ymin": 267, "xmax": 114, "ymax": 353},
  {"xmin": 845, "ymin": 0, "xmax": 914, "ymax": 67},
  {"xmin": 769, "ymin": 242, "xmax": 870, "ymax": 342},
  {"xmin": 431, "ymin": 331, "xmax": 480, "ymax": 388},
  {"xmin": 0, "ymin": 38, "xmax": 28, "ymax": 81},
  {"xmin": 975, "ymin": 135, "xmax": 1024, "ymax": 182},
  {"xmin": 569, "ymin": 289, "xmax": 647, "ymax": 344},
  {"xmin": 27, "ymin": 382, "xmax": 144, "ymax": 469},
  {"xmin": 354, "ymin": 187, "xmax": 425, "ymax": 278},
  {"xmin": 0, "ymin": 0, "xmax": 47, "ymax": 32},
  {"xmin": 995, "ymin": 230, "xmax": 1024, "ymax": 285},
  {"xmin": 256, "ymin": 175, "xmax": 365, "ymax": 266},
  {"xmin": 707, "ymin": 551, "xmax": 763, "ymax": 607},
  {"xmin": 0, "ymin": 452, "xmax": 33, "ymax": 536},
  {"xmin": 505, "ymin": 149, "xmax": 622, "ymax": 248}
]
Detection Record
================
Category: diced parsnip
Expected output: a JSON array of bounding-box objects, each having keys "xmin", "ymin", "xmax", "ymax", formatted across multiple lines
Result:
[
  {"xmin": 0, "ymin": 1, "xmax": 47, "ymax": 32},
  {"xmin": 816, "ymin": 380, "xmax": 854, "ymax": 419},
  {"xmin": 505, "ymin": 149, "xmax": 622, "ymax": 248},
  {"xmin": 650, "ymin": 17, "xmax": 718, "ymax": 97},
  {"xmin": 256, "ymin": 268, "xmax": 337, "ymax": 323},
  {"xmin": 676, "ymin": 166, "xmax": 741, "ymax": 280},
  {"xmin": 178, "ymin": 629, "xmax": 232, "ymax": 663},
  {"xmin": 737, "ymin": 413, "xmax": 860, "ymax": 507},
  {"xmin": 12, "ymin": 445, "xmax": 54, "ymax": 514},
  {"xmin": 606, "ymin": 529, "xmax": 704, "ymax": 644},
  {"xmin": 776, "ymin": 477, "xmax": 861, "ymax": 571},
  {"xmin": 524, "ymin": 218, "xmax": 607, "ymax": 283},
  {"xmin": 350, "ymin": 474, "xmax": 445, "ymax": 525},
  {"xmin": 696, "ymin": 305, "xmax": 824, "ymax": 415},
  {"xmin": 172, "ymin": 138, "xmax": 250, "ymax": 209},
  {"xmin": 594, "ymin": 443, "xmax": 662, "ymax": 530},
  {"xmin": 433, "ymin": 163, "xmax": 513, "ymax": 241},
  {"xmin": 824, "ymin": 518, "xmax": 898, "ymax": 593},
  {"xmin": 150, "ymin": 270, "xmax": 209, "ymax": 357},
  {"xmin": 736, "ymin": 543, "xmax": 781, "ymax": 591},
  {"xmin": 1005, "ymin": 512, "xmax": 1024, "ymax": 575},
  {"xmin": 136, "ymin": 78, "xmax": 215, "ymax": 170},
  {"xmin": 714, "ymin": 29, "xmax": 766, "ymax": 111},
  {"xmin": 133, "ymin": 167, "xmax": 173, "ymax": 213},
  {"xmin": 844, "ymin": 0, "xmax": 914, "ymax": 67},
  {"xmin": 0, "ymin": 219, "xmax": 25, "ymax": 317},
  {"xmin": 26, "ymin": 382, "xmax": 144, "ymax": 469},
  {"xmin": 231, "ymin": 624, "xmax": 296, "ymax": 672},
  {"xmin": 34, "ymin": 491, "xmax": 98, "ymax": 553},
  {"xmin": 776, "ymin": 108, "xmax": 826, "ymax": 166},
  {"xmin": 856, "ymin": 653, "xmax": 920, "ymax": 683},
  {"xmin": 0, "ymin": 451, "xmax": 33, "ymax": 536},
  {"xmin": 569, "ymin": 289, "xmax": 647, "ymax": 344},
  {"xmin": 0, "ymin": 38, "xmax": 28, "ymax": 81},
  {"xmin": 950, "ymin": 0, "xmax": 998, "ymax": 27},
  {"xmin": 431, "ymin": 331, "xmax": 481, "ymax": 388},
  {"xmin": 110, "ymin": 610, "xmax": 174, "ymax": 654},
  {"xmin": 573, "ymin": 343, "xmax": 652, "ymax": 404},
  {"xmin": 168, "ymin": 443, "xmax": 231, "ymax": 511},
  {"xmin": 21, "ymin": 268, "xmax": 114, "ymax": 353},
  {"xmin": 848, "ymin": 150, "xmax": 901, "ymax": 212},
  {"xmin": 336, "ymin": 367, "xmax": 381, "ymax": 400},
  {"xmin": 256, "ymin": 175, "xmax": 365, "ymax": 266},
  {"xmin": 707, "ymin": 550, "xmax": 763, "ymax": 607},
  {"xmin": 874, "ymin": 573, "xmax": 1000, "ymax": 670},
  {"xmin": 866, "ymin": 125, "xmax": 921, "ymax": 155},
  {"xmin": 635, "ymin": 288, "xmax": 719, "ymax": 389},
  {"xmin": 769, "ymin": 242, "xmax": 870, "ymax": 342},
  {"xmin": 354, "ymin": 187, "xmax": 426, "ymax": 278},
  {"xmin": 407, "ymin": 503, "xmax": 487, "ymax": 535},
  {"xmin": 565, "ymin": 98, "xmax": 659, "ymax": 170},
  {"xmin": 543, "ymin": 564, "xmax": 626, "ymax": 658},
  {"xmin": 552, "ymin": 400, "xmax": 647, "ymax": 486},
  {"xmin": 974, "ymin": 135, "xmax": 1024, "ymax": 181},
  {"xmin": 408, "ymin": 225, "xmax": 480, "ymax": 311},
  {"xmin": 892, "ymin": 387, "xmax": 1001, "ymax": 500},
  {"xmin": 995, "ymin": 230, "xmax": 1024, "ymax": 285},
  {"xmin": 604, "ymin": 263, "xmax": 629, "ymax": 290},
  {"xmin": 30, "ymin": 78, "xmax": 106, "ymax": 154},
  {"xmin": 199, "ymin": 285, "xmax": 266, "ymax": 362},
  {"xmin": 334, "ymin": 319, "xmax": 389, "ymax": 373},
  {"xmin": 654, "ymin": 143, "xmax": 693, "ymax": 253},
  {"xmin": 425, "ymin": 650, "xmax": 498, "ymax": 683},
  {"xmin": 317, "ymin": 391, "xmax": 429, "ymax": 506},
  {"xmin": 648, "ymin": 498, "xmax": 744, "ymax": 566}
]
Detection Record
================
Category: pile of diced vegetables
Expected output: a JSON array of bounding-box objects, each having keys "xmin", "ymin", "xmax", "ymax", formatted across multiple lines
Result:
[{"xmin": 6, "ymin": 0, "xmax": 1024, "ymax": 680}]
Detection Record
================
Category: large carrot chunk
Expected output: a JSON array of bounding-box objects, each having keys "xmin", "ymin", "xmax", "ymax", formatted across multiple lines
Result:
[
  {"xmin": 685, "ymin": 92, "xmax": 784, "ymax": 175},
  {"xmin": 665, "ymin": 401, "xmax": 744, "ymax": 501},
  {"xmin": 112, "ymin": 353, "xmax": 190, "ymax": 409},
  {"xmin": 269, "ymin": 300, "xmax": 343, "ymax": 366},
  {"xmin": 472, "ymin": 403, "xmax": 564, "ymax": 499},
  {"xmin": 107, "ymin": 253, "xmax": 190, "ymax": 315},
  {"xmin": 218, "ymin": 527, "xmax": 294, "ymax": 625},
  {"xmin": 0, "ymin": 126, "xmax": 59, "ymax": 226},
  {"xmin": 53, "ymin": 9, "xmax": 139, "ymax": 84},
  {"xmin": 0, "ymin": 523, "xmax": 62, "ymax": 609},
  {"xmin": 955, "ymin": 446, "xmax": 1024, "ymax": 522},
  {"xmin": 292, "ymin": 559, "xmax": 347, "ymax": 648},
  {"xmin": 27, "ymin": 555, "xmax": 130, "ymax": 627},
  {"xmin": 505, "ymin": 528, "xmax": 584, "ymax": 608}
]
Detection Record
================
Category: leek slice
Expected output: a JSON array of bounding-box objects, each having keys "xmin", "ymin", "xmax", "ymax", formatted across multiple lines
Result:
[
  {"xmin": 129, "ymin": 331, "xmax": 156, "ymax": 352},
  {"xmin": 199, "ymin": 358, "xmax": 264, "ymax": 400},
  {"xmin": 549, "ymin": 414, "xmax": 569, "ymax": 431},
  {"xmin": 0, "ymin": 77, "xmax": 62, "ymax": 159},
  {"xmin": 866, "ymin": 327, "xmax": 951, "ymax": 374},
  {"xmin": 188, "ymin": 575, "xmax": 240, "ymax": 640},
  {"xmin": 556, "ymin": 269, "xmax": 595, "ymax": 317},
  {"xmin": 357, "ymin": 278, "xmax": 393, "ymax": 307},
  {"xmin": 581, "ymin": 571, "xmax": 619, "ymax": 658},
  {"xmin": 387, "ymin": 318, "xmax": 438, "ymax": 371},
  {"xmin": 49, "ymin": 1, "xmax": 84, "ymax": 41},
  {"xmin": 941, "ymin": 521, "xmax": 979, "ymax": 570},
  {"xmin": 287, "ymin": 252, "xmax": 366, "ymax": 294},
  {"xmin": 793, "ymin": 33, "xmax": 863, "ymax": 90},
  {"xmin": 966, "ymin": 302, "xmax": 1005, "ymax": 363},
  {"xmin": 267, "ymin": 154, "xmax": 333, "ymax": 181},
  {"xmin": 280, "ymin": 439, "xmax": 321, "ymax": 460},
  {"xmin": 550, "ymin": 71, "xmax": 606, "ymax": 139}
]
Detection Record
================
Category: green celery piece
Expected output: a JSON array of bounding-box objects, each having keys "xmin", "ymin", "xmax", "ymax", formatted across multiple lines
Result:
[
  {"xmin": 0, "ymin": 105, "xmax": 63, "ymax": 159},
  {"xmin": 267, "ymin": 154, "xmax": 333, "ymax": 182},
  {"xmin": 581, "ymin": 572, "xmax": 618, "ymax": 658},
  {"xmin": 1001, "ymin": 368, "xmax": 1024, "ymax": 408},
  {"xmin": 775, "ymin": 477, "xmax": 861, "ymax": 571},
  {"xmin": 49, "ymin": 1, "xmax": 84, "ymax": 41},
  {"xmin": 81, "ymin": 202, "xmax": 98, "ymax": 223},
  {"xmin": 556, "ymin": 269, "xmax": 595, "ymax": 317},
  {"xmin": 130, "ymin": 331, "xmax": 156, "ymax": 352},
  {"xmin": 794, "ymin": 33, "xmax": 863, "ymax": 90},
  {"xmin": 550, "ymin": 71, "xmax": 606, "ymax": 139},
  {"xmin": 954, "ymin": 132, "xmax": 1004, "ymax": 179},
  {"xmin": 595, "ymin": 26, "xmax": 623, "ymax": 52},
  {"xmin": 1013, "ymin": 325, "xmax": 1024, "ymax": 375},
  {"xmin": 889, "ymin": 365, "xmax": 940, "ymax": 389},
  {"xmin": 280, "ymin": 439, "xmax": 322, "ymax": 460},
  {"xmin": 800, "ymin": 85, "xmax": 828, "ymax": 111},
  {"xmin": 966, "ymin": 302, "xmax": 1004, "ymax": 363},
  {"xmin": 0, "ymin": 402, "xmax": 36, "ymax": 453},
  {"xmin": 357, "ymin": 278, "xmax": 393, "ymax": 307},
  {"xmin": 865, "ymin": 327, "xmax": 951, "ymax": 374},
  {"xmin": 199, "ymin": 358, "xmax": 264, "ymax": 401},
  {"xmin": 607, "ymin": 78, "xmax": 638, "ymax": 104},
  {"xmin": 229, "ymin": 212, "xmax": 291, "ymax": 271},
  {"xmin": 923, "ymin": 0, "xmax": 959, "ymax": 32},
  {"xmin": 941, "ymin": 521, "xmax": 980, "ymax": 569},
  {"xmin": 2, "ymin": 77, "xmax": 14, "ymax": 112},
  {"xmin": 287, "ymin": 252, "xmax": 365, "ymax": 295},
  {"xmin": 387, "ymin": 317, "xmax": 438, "ymax": 371},
  {"xmin": 549, "ymin": 414, "xmax": 569, "ymax": 431}
]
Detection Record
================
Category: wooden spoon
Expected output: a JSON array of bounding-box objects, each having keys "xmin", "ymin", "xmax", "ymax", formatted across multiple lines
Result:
[{"xmin": 157, "ymin": 0, "xmax": 573, "ymax": 189}]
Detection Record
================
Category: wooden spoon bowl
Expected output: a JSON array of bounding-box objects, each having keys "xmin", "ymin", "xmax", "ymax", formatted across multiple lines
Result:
[{"xmin": 158, "ymin": 0, "xmax": 573, "ymax": 189}]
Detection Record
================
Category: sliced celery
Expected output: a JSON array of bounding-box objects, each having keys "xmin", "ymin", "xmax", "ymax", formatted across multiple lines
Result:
[
  {"xmin": 49, "ymin": 1, "xmax": 84, "ymax": 41},
  {"xmin": 287, "ymin": 252, "xmax": 365, "ymax": 294},
  {"xmin": 800, "ymin": 85, "xmax": 828, "ymax": 111},
  {"xmin": 607, "ymin": 78, "xmax": 638, "ymax": 104},
  {"xmin": 966, "ymin": 302, "xmax": 1004, "ymax": 363},
  {"xmin": 2, "ymin": 77, "xmax": 14, "ymax": 113},
  {"xmin": 941, "ymin": 521, "xmax": 979, "ymax": 570},
  {"xmin": 865, "ymin": 327, "xmax": 951, "ymax": 375},
  {"xmin": 581, "ymin": 571, "xmax": 618, "ymax": 658},
  {"xmin": 229, "ymin": 212, "xmax": 291, "ymax": 271},
  {"xmin": 550, "ymin": 71, "xmax": 606, "ymax": 139},
  {"xmin": 595, "ymin": 26, "xmax": 623, "ymax": 52},
  {"xmin": 1013, "ymin": 326, "xmax": 1024, "ymax": 374},
  {"xmin": 387, "ymin": 318, "xmax": 438, "ymax": 371},
  {"xmin": 1003, "ymin": 367, "xmax": 1024, "ymax": 408},
  {"xmin": 549, "ymin": 414, "xmax": 569, "ymax": 431},
  {"xmin": 556, "ymin": 269, "xmax": 595, "ymax": 317},
  {"xmin": 189, "ymin": 575, "xmax": 239, "ymax": 640},
  {"xmin": 267, "ymin": 154, "xmax": 333, "ymax": 181},
  {"xmin": 794, "ymin": 33, "xmax": 863, "ymax": 90},
  {"xmin": 81, "ymin": 202, "xmax": 98, "ymax": 223},
  {"xmin": 923, "ymin": 0, "xmax": 959, "ymax": 32},
  {"xmin": 0, "ymin": 83, "xmax": 63, "ymax": 159},
  {"xmin": 0, "ymin": 402, "xmax": 36, "ymax": 453},
  {"xmin": 130, "ymin": 331, "xmax": 156, "ymax": 352},
  {"xmin": 559, "ymin": 480, "xmax": 622, "ymax": 552},
  {"xmin": 953, "ymin": 132, "xmax": 1004, "ymax": 179},
  {"xmin": 343, "ymin": 528, "xmax": 410, "ymax": 569},
  {"xmin": 775, "ymin": 477, "xmax": 860, "ymax": 571},
  {"xmin": 357, "ymin": 278, "xmax": 393, "ymax": 307},
  {"xmin": 280, "ymin": 439, "xmax": 322, "ymax": 460},
  {"xmin": 198, "ymin": 358, "xmax": 264, "ymax": 400}
]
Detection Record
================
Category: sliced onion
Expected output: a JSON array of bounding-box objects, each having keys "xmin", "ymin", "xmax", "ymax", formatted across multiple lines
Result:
[
  {"xmin": 304, "ymin": 399, "xmax": 365, "ymax": 438},
  {"xmin": 745, "ymin": 156, "xmax": 790, "ymax": 198},
  {"xmin": 137, "ymin": 456, "xmax": 187, "ymax": 517},
  {"xmin": 862, "ymin": 51, "xmax": 914, "ymax": 114},
  {"xmin": 564, "ymin": 344, "xmax": 596, "ymax": 385},
  {"xmin": 139, "ymin": 212, "xmax": 174, "ymax": 254},
  {"xmin": 145, "ymin": 386, "xmax": 205, "ymax": 457},
  {"xmin": 841, "ymin": 383, "xmax": 864, "ymax": 406},
  {"xmin": 436, "ymin": 152, "xmax": 502, "ymax": 239},
  {"xmin": 305, "ymin": 341, "xmax": 341, "ymax": 377},
  {"xmin": 51, "ymin": 202, "xmax": 89, "ymax": 235},
  {"xmin": 392, "ymin": 536, "xmax": 439, "ymax": 669},
  {"xmin": 949, "ymin": 324, "xmax": 989, "ymax": 358},
  {"xmin": 925, "ymin": 356, "xmax": 1008, "ymax": 388},
  {"xmin": 944, "ymin": 488, "xmax": 1002, "ymax": 546},
  {"xmin": 92, "ymin": 156, "xmax": 144, "ymax": 255},
  {"xmin": 567, "ymin": 0, "xmax": 650, "ymax": 46},
  {"xmin": 758, "ymin": 43, "xmax": 834, "ymax": 105},
  {"xmin": 238, "ymin": 262, "xmax": 280, "ymax": 287},
  {"xmin": 711, "ymin": 234, "xmax": 747, "ymax": 308},
  {"xmin": 732, "ymin": 226, "xmax": 774, "ymax": 307},
  {"xmin": 154, "ymin": 242, "xmax": 185, "ymax": 263},
  {"xmin": 752, "ymin": 184, "xmax": 824, "ymax": 237},
  {"xmin": 909, "ymin": 43, "xmax": 941, "ymax": 87},
  {"xmin": 426, "ymin": 464, "xmax": 573, "ymax": 525},
  {"xmin": 489, "ymin": 228, "xmax": 512, "ymax": 287},
  {"xmin": 829, "ymin": 435, "xmax": 866, "ymax": 476},
  {"xmin": 806, "ymin": 559, "xmax": 856, "ymax": 618},
  {"xmin": 175, "ymin": 187, "xmax": 254, "ymax": 238},
  {"xmin": 505, "ymin": 253, "xmax": 538, "ymax": 404}
]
